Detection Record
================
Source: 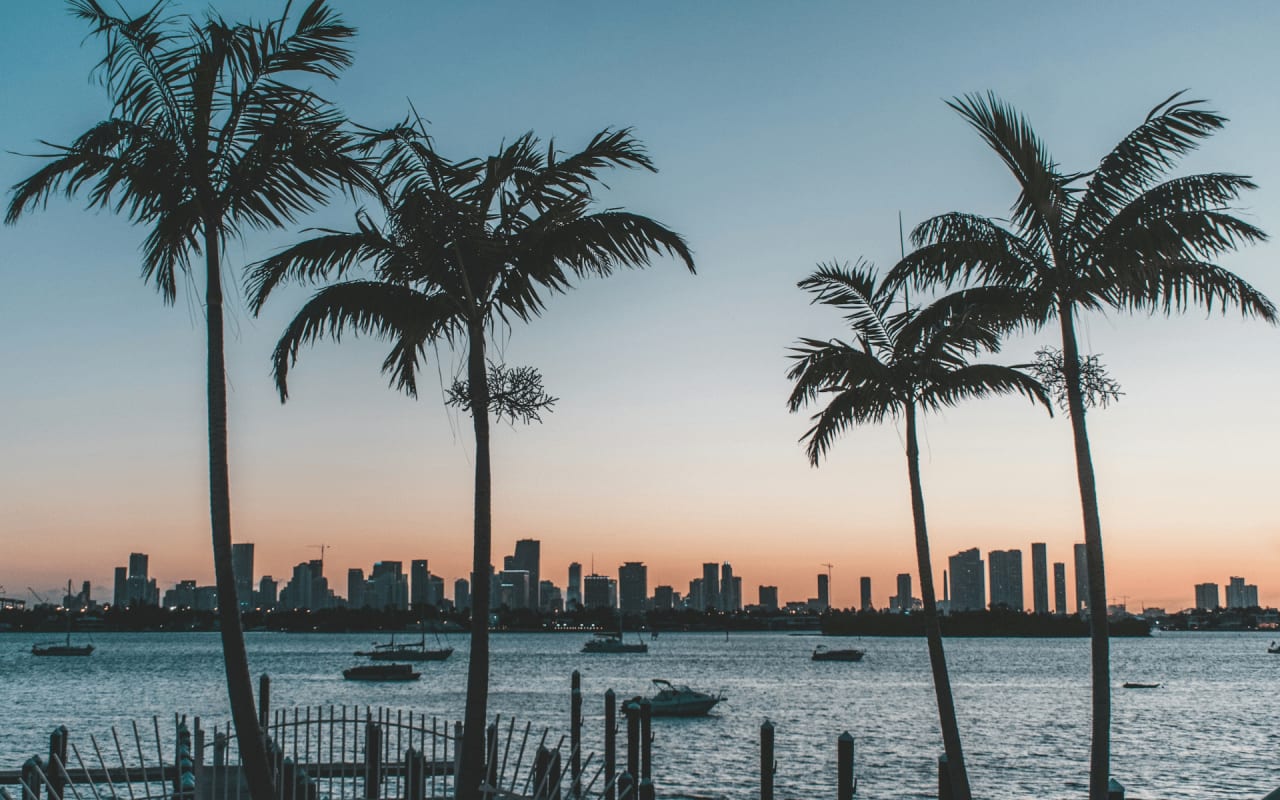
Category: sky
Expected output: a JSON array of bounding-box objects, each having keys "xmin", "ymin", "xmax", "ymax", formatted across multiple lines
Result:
[{"xmin": 1, "ymin": 2, "xmax": 1277, "ymax": 612}]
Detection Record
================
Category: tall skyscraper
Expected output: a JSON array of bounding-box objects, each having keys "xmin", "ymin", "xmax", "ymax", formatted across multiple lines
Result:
[
  {"xmin": 369, "ymin": 561, "xmax": 408, "ymax": 610},
  {"xmin": 894, "ymin": 573, "xmax": 913, "ymax": 612},
  {"xmin": 113, "ymin": 566, "xmax": 128, "ymax": 608},
  {"xmin": 702, "ymin": 563, "xmax": 720, "ymax": 611},
  {"xmin": 758, "ymin": 585, "xmax": 778, "ymax": 611},
  {"xmin": 860, "ymin": 577, "xmax": 872, "ymax": 611},
  {"xmin": 584, "ymin": 574, "xmax": 613, "ymax": 609},
  {"xmin": 988, "ymin": 549, "xmax": 1024, "ymax": 611},
  {"xmin": 816, "ymin": 573, "xmax": 830, "ymax": 610},
  {"xmin": 1031, "ymin": 543, "xmax": 1048, "ymax": 614},
  {"xmin": 347, "ymin": 568, "xmax": 366, "ymax": 608},
  {"xmin": 498, "ymin": 569, "xmax": 531, "ymax": 609},
  {"xmin": 1053, "ymin": 562, "xmax": 1067, "ymax": 615},
  {"xmin": 720, "ymin": 563, "xmax": 738, "ymax": 611},
  {"xmin": 618, "ymin": 562, "xmax": 648, "ymax": 614},
  {"xmin": 454, "ymin": 578, "xmax": 470, "ymax": 612},
  {"xmin": 512, "ymin": 539, "xmax": 542, "ymax": 610},
  {"xmin": 231, "ymin": 543, "xmax": 254, "ymax": 609},
  {"xmin": 129, "ymin": 552, "xmax": 149, "ymax": 580},
  {"xmin": 257, "ymin": 576, "xmax": 278, "ymax": 610},
  {"xmin": 654, "ymin": 585, "xmax": 675, "ymax": 610},
  {"xmin": 688, "ymin": 578, "xmax": 704, "ymax": 610},
  {"xmin": 1225, "ymin": 576, "xmax": 1258, "ymax": 609},
  {"xmin": 567, "ymin": 563, "xmax": 582, "ymax": 610},
  {"xmin": 1074, "ymin": 543, "xmax": 1089, "ymax": 612},
  {"xmin": 410, "ymin": 559, "xmax": 430, "ymax": 607},
  {"xmin": 948, "ymin": 548, "xmax": 985, "ymax": 611},
  {"xmin": 428, "ymin": 575, "xmax": 446, "ymax": 607},
  {"xmin": 1195, "ymin": 582, "xmax": 1220, "ymax": 610}
]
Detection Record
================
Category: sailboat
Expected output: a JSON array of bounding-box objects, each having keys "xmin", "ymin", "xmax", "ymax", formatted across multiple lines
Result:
[
  {"xmin": 355, "ymin": 623, "xmax": 453, "ymax": 662},
  {"xmin": 32, "ymin": 581, "xmax": 94, "ymax": 657},
  {"xmin": 582, "ymin": 611, "xmax": 648, "ymax": 654}
]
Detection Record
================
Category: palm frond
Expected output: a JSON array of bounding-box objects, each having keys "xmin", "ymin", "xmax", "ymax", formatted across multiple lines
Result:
[
  {"xmin": 246, "ymin": 217, "xmax": 394, "ymax": 313},
  {"xmin": 797, "ymin": 260, "xmax": 894, "ymax": 352},
  {"xmin": 798, "ymin": 383, "xmax": 899, "ymax": 466},
  {"xmin": 1108, "ymin": 257, "xmax": 1277, "ymax": 321},
  {"xmin": 894, "ymin": 213, "xmax": 1044, "ymax": 290},
  {"xmin": 785, "ymin": 337, "xmax": 894, "ymax": 411},
  {"xmin": 918, "ymin": 363, "xmax": 1051, "ymax": 416},
  {"xmin": 516, "ymin": 210, "xmax": 695, "ymax": 282}
]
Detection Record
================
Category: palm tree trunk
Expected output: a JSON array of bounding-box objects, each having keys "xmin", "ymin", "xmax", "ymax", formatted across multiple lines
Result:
[
  {"xmin": 203, "ymin": 223, "xmax": 274, "ymax": 800},
  {"xmin": 904, "ymin": 402, "xmax": 972, "ymax": 800},
  {"xmin": 458, "ymin": 321, "xmax": 492, "ymax": 800},
  {"xmin": 1059, "ymin": 303, "xmax": 1110, "ymax": 800}
]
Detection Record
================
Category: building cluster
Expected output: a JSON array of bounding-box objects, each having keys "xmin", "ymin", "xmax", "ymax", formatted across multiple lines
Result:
[
  {"xmin": 941, "ymin": 543, "xmax": 1084, "ymax": 614},
  {"xmin": 1193, "ymin": 576, "xmax": 1261, "ymax": 611}
]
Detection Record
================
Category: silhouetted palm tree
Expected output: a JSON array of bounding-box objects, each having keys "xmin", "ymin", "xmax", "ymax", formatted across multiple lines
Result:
[
  {"xmin": 788, "ymin": 261, "xmax": 1049, "ymax": 800},
  {"xmin": 246, "ymin": 125, "xmax": 694, "ymax": 800},
  {"xmin": 888, "ymin": 92, "xmax": 1276, "ymax": 799},
  {"xmin": 6, "ymin": 3, "xmax": 368, "ymax": 797}
]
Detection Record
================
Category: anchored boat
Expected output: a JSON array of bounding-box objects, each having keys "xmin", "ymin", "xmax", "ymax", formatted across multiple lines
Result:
[
  {"xmin": 812, "ymin": 645, "xmax": 864, "ymax": 662},
  {"xmin": 643, "ymin": 679, "xmax": 724, "ymax": 717},
  {"xmin": 342, "ymin": 663, "xmax": 420, "ymax": 682}
]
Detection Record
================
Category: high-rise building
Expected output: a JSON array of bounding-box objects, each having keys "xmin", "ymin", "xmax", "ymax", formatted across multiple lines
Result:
[
  {"xmin": 567, "ymin": 563, "xmax": 582, "ymax": 610},
  {"xmin": 758, "ymin": 585, "xmax": 778, "ymax": 611},
  {"xmin": 618, "ymin": 562, "xmax": 648, "ymax": 614},
  {"xmin": 232, "ymin": 543, "xmax": 254, "ymax": 609},
  {"xmin": 584, "ymin": 574, "xmax": 613, "ymax": 609},
  {"xmin": 428, "ymin": 575, "xmax": 446, "ymax": 607},
  {"xmin": 1031, "ymin": 543, "xmax": 1048, "ymax": 614},
  {"xmin": 1053, "ymin": 563, "xmax": 1067, "ymax": 615},
  {"xmin": 257, "ymin": 576, "xmax": 278, "ymax": 610},
  {"xmin": 348, "ymin": 568, "xmax": 366, "ymax": 608},
  {"xmin": 122, "ymin": 552, "xmax": 158, "ymax": 607},
  {"xmin": 892, "ymin": 573, "xmax": 913, "ymax": 612},
  {"xmin": 1195, "ymin": 582, "xmax": 1220, "ymax": 611},
  {"xmin": 279, "ymin": 560, "xmax": 334, "ymax": 610},
  {"xmin": 129, "ymin": 553, "xmax": 149, "ymax": 580},
  {"xmin": 653, "ymin": 585, "xmax": 675, "ymax": 610},
  {"xmin": 454, "ymin": 578, "xmax": 470, "ymax": 612},
  {"xmin": 817, "ymin": 573, "xmax": 830, "ymax": 610},
  {"xmin": 1225, "ymin": 576, "xmax": 1259, "ymax": 609},
  {"xmin": 1074, "ymin": 543, "xmax": 1089, "ymax": 612},
  {"xmin": 498, "ymin": 569, "xmax": 532, "ymax": 609},
  {"xmin": 369, "ymin": 561, "xmax": 408, "ymax": 610},
  {"xmin": 702, "ymin": 563, "xmax": 720, "ymax": 611},
  {"xmin": 512, "ymin": 539, "xmax": 541, "ymax": 610},
  {"xmin": 113, "ymin": 566, "xmax": 128, "ymax": 608},
  {"xmin": 688, "ymin": 578, "xmax": 704, "ymax": 610},
  {"xmin": 948, "ymin": 548, "xmax": 985, "ymax": 611},
  {"xmin": 860, "ymin": 577, "xmax": 872, "ymax": 611},
  {"xmin": 732, "ymin": 576, "xmax": 742, "ymax": 612},
  {"xmin": 988, "ymin": 549, "xmax": 1024, "ymax": 611},
  {"xmin": 410, "ymin": 560, "xmax": 430, "ymax": 607}
]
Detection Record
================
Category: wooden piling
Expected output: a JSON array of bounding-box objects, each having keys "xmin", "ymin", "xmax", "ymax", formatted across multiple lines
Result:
[
  {"xmin": 570, "ymin": 671, "xmax": 582, "ymax": 799},
  {"xmin": 624, "ymin": 701, "xmax": 639, "ymax": 788},
  {"xmin": 549, "ymin": 748, "xmax": 562, "ymax": 800},
  {"xmin": 47, "ymin": 727, "xmax": 67, "ymax": 800},
  {"xmin": 484, "ymin": 723, "xmax": 498, "ymax": 792},
  {"xmin": 20, "ymin": 757, "xmax": 42, "ymax": 800},
  {"xmin": 259, "ymin": 675, "xmax": 271, "ymax": 731},
  {"xmin": 363, "ymin": 718, "xmax": 381, "ymax": 800},
  {"xmin": 638, "ymin": 700, "xmax": 653, "ymax": 800},
  {"xmin": 837, "ymin": 732, "xmax": 854, "ymax": 800},
  {"xmin": 759, "ymin": 720, "xmax": 774, "ymax": 800},
  {"xmin": 617, "ymin": 770, "xmax": 634, "ymax": 800},
  {"xmin": 604, "ymin": 690, "xmax": 616, "ymax": 800},
  {"xmin": 533, "ymin": 746, "xmax": 551, "ymax": 800},
  {"xmin": 404, "ymin": 748, "xmax": 424, "ymax": 800}
]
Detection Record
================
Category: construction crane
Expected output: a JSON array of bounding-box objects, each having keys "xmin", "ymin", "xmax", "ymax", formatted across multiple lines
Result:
[
  {"xmin": 309, "ymin": 544, "xmax": 330, "ymax": 573},
  {"xmin": 820, "ymin": 563, "xmax": 835, "ymax": 607},
  {"xmin": 28, "ymin": 587, "xmax": 48, "ymax": 605}
]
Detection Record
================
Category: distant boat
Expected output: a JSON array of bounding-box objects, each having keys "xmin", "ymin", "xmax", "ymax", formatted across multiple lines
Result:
[
  {"xmin": 812, "ymin": 645, "xmax": 864, "ymax": 662},
  {"xmin": 643, "ymin": 679, "xmax": 724, "ymax": 717},
  {"xmin": 583, "ymin": 634, "xmax": 648, "ymax": 654},
  {"xmin": 355, "ymin": 628, "xmax": 452, "ymax": 662},
  {"xmin": 1122, "ymin": 682, "xmax": 1160, "ymax": 689},
  {"xmin": 32, "ymin": 582, "xmax": 94, "ymax": 657},
  {"xmin": 342, "ymin": 663, "xmax": 420, "ymax": 682},
  {"xmin": 1268, "ymin": 641, "xmax": 1280, "ymax": 654}
]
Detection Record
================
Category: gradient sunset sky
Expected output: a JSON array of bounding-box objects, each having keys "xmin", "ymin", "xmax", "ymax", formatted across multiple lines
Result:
[{"xmin": 2, "ymin": 2, "xmax": 1277, "ymax": 612}]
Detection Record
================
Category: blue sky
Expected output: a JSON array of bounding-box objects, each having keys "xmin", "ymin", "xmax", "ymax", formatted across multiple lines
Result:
[{"xmin": 2, "ymin": 1, "xmax": 1277, "ymax": 609}]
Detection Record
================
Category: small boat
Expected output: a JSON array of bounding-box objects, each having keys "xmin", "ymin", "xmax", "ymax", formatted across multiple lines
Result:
[
  {"xmin": 33, "ymin": 582, "xmax": 95, "ymax": 657},
  {"xmin": 812, "ymin": 645, "xmax": 864, "ymax": 662},
  {"xmin": 643, "ymin": 679, "xmax": 724, "ymax": 717},
  {"xmin": 355, "ymin": 630, "xmax": 452, "ymax": 662},
  {"xmin": 343, "ymin": 663, "xmax": 420, "ymax": 682},
  {"xmin": 1122, "ymin": 682, "xmax": 1160, "ymax": 689},
  {"xmin": 1268, "ymin": 641, "xmax": 1280, "ymax": 654},
  {"xmin": 583, "ymin": 634, "xmax": 648, "ymax": 654}
]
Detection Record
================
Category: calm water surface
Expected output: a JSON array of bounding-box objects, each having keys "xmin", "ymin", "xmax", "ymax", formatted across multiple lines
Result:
[{"xmin": 2, "ymin": 631, "xmax": 1276, "ymax": 798}]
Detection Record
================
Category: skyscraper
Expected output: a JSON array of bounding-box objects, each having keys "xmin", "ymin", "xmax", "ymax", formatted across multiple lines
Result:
[
  {"xmin": 454, "ymin": 578, "xmax": 470, "ymax": 612},
  {"xmin": 348, "ymin": 568, "xmax": 366, "ymax": 608},
  {"xmin": 369, "ymin": 561, "xmax": 408, "ymax": 610},
  {"xmin": 257, "ymin": 576, "xmax": 277, "ymax": 610},
  {"xmin": 584, "ymin": 574, "xmax": 612, "ymax": 609},
  {"xmin": 618, "ymin": 562, "xmax": 648, "ymax": 615},
  {"xmin": 1053, "ymin": 562, "xmax": 1067, "ymax": 615},
  {"xmin": 1074, "ymin": 543, "xmax": 1089, "ymax": 612},
  {"xmin": 758, "ymin": 585, "xmax": 778, "ymax": 611},
  {"xmin": 817, "ymin": 573, "xmax": 830, "ymax": 610},
  {"xmin": 232, "ymin": 543, "xmax": 254, "ymax": 609},
  {"xmin": 948, "ymin": 548, "xmax": 985, "ymax": 611},
  {"xmin": 988, "ymin": 549, "xmax": 1024, "ymax": 611},
  {"xmin": 1031, "ymin": 543, "xmax": 1048, "ymax": 614},
  {"xmin": 1195, "ymin": 582, "xmax": 1220, "ymax": 611},
  {"xmin": 859, "ymin": 577, "xmax": 872, "ymax": 611},
  {"xmin": 702, "ymin": 563, "xmax": 720, "ymax": 611},
  {"xmin": 129, "ymin": 552, "xmax": 149, "ymax": 580},
  {"xmin": 1225, "ymin": 576, "xmax": 1258, "ymax": 609},
  {"xmin": 498, "ymin": 570, "xmax": 531, "ymax": 609},
  {"xmin": 512, "ymin": 539, "xmax": 541, "ymax": 610},
  {"xmin": 894, "ymin": 573, "xmax": 913, "ymax": 612},
  {"xmin": 720, "ymin": 563, "xmax": 738, "ymax": 611},
  {"xmin": 410, "ymin": 559, "xmax": 430, "ymax": 607},
  {"xmin": 567, "ymin": 562, "xmax": 582, "ymax": 610},
  {"xmin": 113, "ymin": 566, "xmax": 128, "ymax": 608},
  {"xmin": 653, "ymin": 585, "xmax": 675, "ymax": 610}
]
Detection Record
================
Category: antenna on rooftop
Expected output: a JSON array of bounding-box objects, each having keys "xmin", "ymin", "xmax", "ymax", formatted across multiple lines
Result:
[{"xmin": 309, "ymin": 544, "xmax": 330, "ymax": 573}]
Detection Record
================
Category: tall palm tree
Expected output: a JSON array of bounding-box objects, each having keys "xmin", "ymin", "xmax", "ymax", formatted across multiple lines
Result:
[
  {"xmin": 888, "ymin": 92, "xmax": 1276, "ymax": 798},
  {"xmin": 788, "ymin": 261, "xmax": 1050, "ymax": 800},
  {"xmin": 6, "ymin": 3, "xmax": 368, "ymax": 797},
  {"xmin": 245, "ymin": 125, "xmax": 694, "ymax": 800}
]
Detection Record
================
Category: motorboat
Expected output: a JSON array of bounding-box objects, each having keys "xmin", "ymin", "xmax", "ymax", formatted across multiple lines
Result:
[
  {"xmin": 1122, "ymin": 682, "xmax": 1160, "ymax": 689},
  {"xmin": 643, "ymin": 679, "xmax": 724, "ymax": 716},
  {"xmin": 1268, "ymin": 641, "xmax": 1280, "ymax": 654},
  {"xmin": 583, "ymin": 634, "xmax": 648, "ymax": 654},
  {"xmin": 812, "ymin": 645, "xmax": 864, "ymax": 662},
  {"xmin": 342, "ymin": 663, "xmax": 420, "ymax": 682}
]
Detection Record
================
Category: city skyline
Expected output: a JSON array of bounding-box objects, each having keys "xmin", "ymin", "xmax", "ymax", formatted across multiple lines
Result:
[{"xmin": 2, "ymin": 2, "xmax": 1279, "ymax": 613}]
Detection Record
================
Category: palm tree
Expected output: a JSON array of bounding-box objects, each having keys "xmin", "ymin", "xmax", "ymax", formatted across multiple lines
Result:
[
  {"xmin": 245, "ymin": 124, "xmax": 694, "ymax": 800},
  {"xmin": 788, "ymin": 261, "xmax": 1050, "ymax": 800},
  {"xmin": 6, "ymin": 3, "xmax": 368, "ymax": 797},
  {"xmin": 888, "ymin": 92, "xmax": 1276, "ymax": 799}
]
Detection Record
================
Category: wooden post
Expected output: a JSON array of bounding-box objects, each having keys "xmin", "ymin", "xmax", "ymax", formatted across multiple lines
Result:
[
  {"xmin": 937, "ymin": 754, "xmax": 952, "ymax": 800},
  {"xmin": 193, "ymin": 718, "xmax": 205, "ymax": 793},
  {"xmin": 570, "ymin": 671, "xmax": 582, "ymax": 799},
  {"xmin": 363, "ymin": 719, "xmax": 381, "ymax": 800},
  {"xmin": 47, "ymin": 726, "xmax": 67, "ymax": 800},
  {"xmin": 533, "ymin": 746, "xmax": 551, "ymax": 800},
  {"xmin": 213, "ymin": 732, "xmax": 227, "ymax": 771},
  {"xmin": 605, "ymin": 690, "xmax": 616, "ymax": 800},
  {"xmin": 638, "ymin": 700, "xmax": 653, "ymax": 800},
  {"xmin": 837, "ymin": 733, "xmax": 854, "ymax": 800},
  {"xmin": 405, "ymin": 748, "xmax": 424, "ymax": 800},
  {"xmin": 549, "ymin": 748, "xmax": 563, "ymax": 800},
  {"xmin": 258, "ymin": 675, "xmax": 271, "ymax": 730},
  {"xmin": 760, "ymin": 720, "xmax": 774, "ymax": 800},
  {"xmin": 617, "ymin": 771, "xmax": 634, "ymax": 800},
  {"xmin": 624, "ymin": 702, "xmax": 639, "ymax": 788},
  {"xmin": 484, "ymin": 723, "xmax": 498, "ymax": 792},
  {"xmin": 1107, "ymin": 779, "xmax": 1125, "ymax": 799},
  {"xmin": 20, "ymin": 757, "xmax": 42, "ymax": 800}
]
